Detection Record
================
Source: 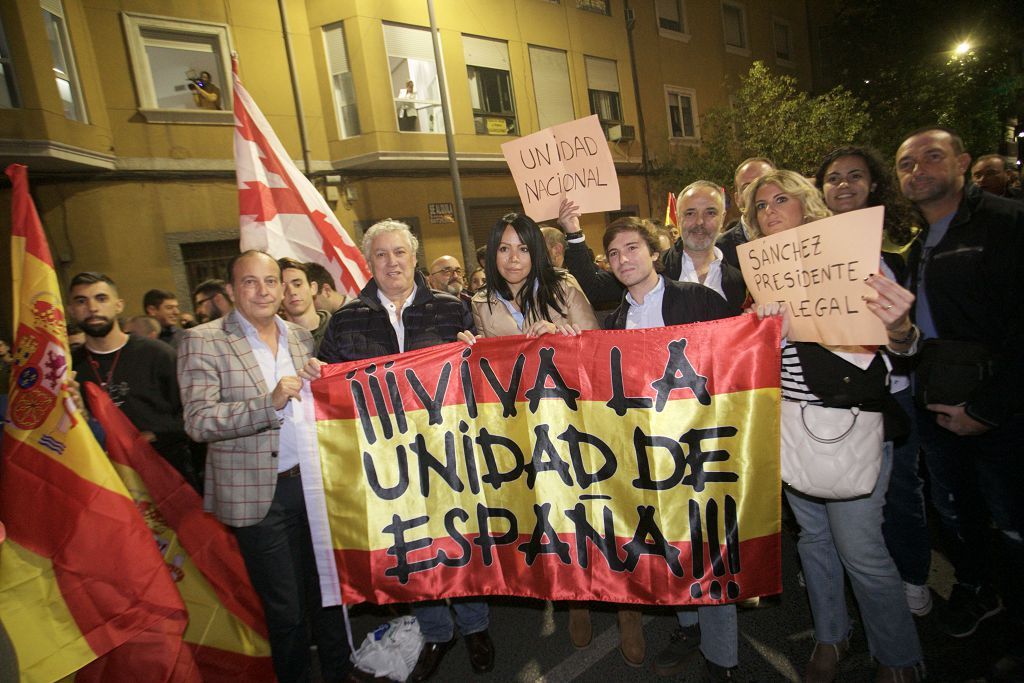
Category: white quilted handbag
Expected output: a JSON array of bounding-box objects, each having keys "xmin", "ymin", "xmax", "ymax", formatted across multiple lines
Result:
[{"xmin": 780, "ymin": 400, "xmax": 883, "ymax": 499}]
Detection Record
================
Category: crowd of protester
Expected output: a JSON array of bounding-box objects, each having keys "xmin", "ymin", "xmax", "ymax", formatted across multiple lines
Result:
[{"xmin": 2, "ymin": 128, "xmax": 1022, "ymax": 683}]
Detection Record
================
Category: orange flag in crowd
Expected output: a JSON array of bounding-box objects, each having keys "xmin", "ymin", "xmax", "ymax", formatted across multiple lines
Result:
[{"xmin": 0, "ymin": 164, "xmax": 194, "ymax": 682}]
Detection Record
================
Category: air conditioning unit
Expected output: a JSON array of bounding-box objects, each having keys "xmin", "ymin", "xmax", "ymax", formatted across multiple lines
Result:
[{"xmin": 608, "ymin": 124, "xmax": 636, "ymax": 142}]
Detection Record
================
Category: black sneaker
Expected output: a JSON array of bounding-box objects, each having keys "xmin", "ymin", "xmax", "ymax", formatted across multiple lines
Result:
[
  {"xmin": 703, "ymin": 657, "xmax": 736, "ymax": 681},
  {"xmin": 653, "ymin": 624, "xmax": 701, "ymax": 676},
  {"xmin": 939, "ymin": 584, "xmax": 1003, "ymax": 638}
]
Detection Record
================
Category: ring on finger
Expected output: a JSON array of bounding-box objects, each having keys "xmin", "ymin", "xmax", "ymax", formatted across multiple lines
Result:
[{"xmin": 884, "ymin": 304, "xmax": 893, "ymax": 310}]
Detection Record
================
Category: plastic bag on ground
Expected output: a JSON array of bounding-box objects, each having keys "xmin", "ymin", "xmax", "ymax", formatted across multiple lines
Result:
[{"xmin": 350, "ymin": 615, "xmax": 424, "ymax": 681}]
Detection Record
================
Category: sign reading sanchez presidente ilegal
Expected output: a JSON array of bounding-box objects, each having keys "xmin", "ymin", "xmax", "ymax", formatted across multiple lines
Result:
[{"xmin": 312, "ymin": 315, "xmax": 782, "ymax": 606}]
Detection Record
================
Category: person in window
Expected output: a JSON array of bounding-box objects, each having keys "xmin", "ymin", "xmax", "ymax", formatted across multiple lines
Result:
[
  {"xmin": 189, "ymin": 71, "xmax": 221, "ymax": 110},
  {"xmin": 398, "ymin": 79, "xmax": 418, "ymax": 130}
]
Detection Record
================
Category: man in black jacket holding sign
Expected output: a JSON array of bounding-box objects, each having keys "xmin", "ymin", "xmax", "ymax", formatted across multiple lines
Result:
[{"xmin": 896, "ymin": 126, "xmax": 1024, "ymax": 645}]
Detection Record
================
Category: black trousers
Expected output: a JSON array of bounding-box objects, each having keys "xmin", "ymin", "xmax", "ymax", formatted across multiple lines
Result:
[{"xmin": 233, "ymin": 476, "xmax": 350, "ymax": 683}]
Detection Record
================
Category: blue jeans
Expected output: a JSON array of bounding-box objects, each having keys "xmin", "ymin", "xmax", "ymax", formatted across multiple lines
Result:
[
  {"xmin": 414, "ymin": 599, "xmax": 490, "ymax": 642},
  {"xmin": 785, "ymin": 446, "xmax": 923, "ymax": 667},
  {"xmin": 882, "ymin": 387, "xmax": 930, "ymax": 586},
  {"xmin": 676, "ymin": 604, "xmax": 738, "ymax": 667},
  {"xmin": 917, "ymin": 409, "xmax": 1024, "ymax": 618}
]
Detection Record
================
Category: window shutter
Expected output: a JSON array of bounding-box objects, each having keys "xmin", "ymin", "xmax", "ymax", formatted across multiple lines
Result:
[
  {"xmin": 463, "ymin": 35, "xmax": 509, "ymax": 70},
  {"xmin": 324, "ymin": 24, "xmax": 350, "ymax": 74},
  {"xmin": 585, "ymin": 56, "xmax": 618, "ymax": 93},
  {"xmin": 383, "ymin": 23, "xmax": 435, "ymax": 62},
  {"xmin": 529, "ymin": 45, "xmax": 574, "ymax": 128}
]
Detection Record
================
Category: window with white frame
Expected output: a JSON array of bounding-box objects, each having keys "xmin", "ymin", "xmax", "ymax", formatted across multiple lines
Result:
[
  {"xmin": 665, "ymin": 86, "xmax": 698, "ymax": 140},
  {"xmin": 464, "ymin": 36, "xmax": 516, "ymax": 136},
  {"xmin": 577, "ymin": 0, "xmax": 610, "ymax": 15},
  {"xmin": 529, "ymin": 45, "xmax": 574, "ymax": 129},
  {"xmin": 122, "ymin": 13, "xmax": 232, "ymax": 122},
  {"xmin": 721, "ymin": 1, "xmax": 749, "ymax": 54},
  {"xmin": 40, "ymin": 0, "xmax": 85, "ymax": 121},
  {"xmin": 773, "ymin": 18, "xmax": 794, "ymax": 64},
  {"xmin": 384, "ymin": 23, "xmax": 443, "ymax": 134},
  {"xmin": 0, "ymin": 17, "xmax": 18, "ymax": 108},
  {"xmin": 585, "ymin": 56, "xmax": 621, "ymax": 138},
  {"xmin": 323, "ymin": 23, "xmax": 360, "ymax": 138},
  {"xmin": 657, "ymin": 0, "xmax": 687, "ymax": 36}
]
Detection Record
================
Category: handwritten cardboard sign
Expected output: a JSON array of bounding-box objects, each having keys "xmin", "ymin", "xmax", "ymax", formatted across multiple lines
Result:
[
  {"xmin": 501, "ymin": 115, "xmax": 620, "ymax": 221},
  {"xmin": 737, "ymin": 206, "xmax": 887, "ymax": 345}
]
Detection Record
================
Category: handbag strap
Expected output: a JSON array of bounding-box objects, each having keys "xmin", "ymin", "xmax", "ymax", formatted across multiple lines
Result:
[{"xmin": 799, "ymin": 401, "xmax": 860, "ymax": 444}]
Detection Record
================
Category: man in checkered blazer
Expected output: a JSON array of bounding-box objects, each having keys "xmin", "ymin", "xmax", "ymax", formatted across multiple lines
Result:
[{"xmin": 178, "ymin": 250, "xmax": 349, "ymax": 682}]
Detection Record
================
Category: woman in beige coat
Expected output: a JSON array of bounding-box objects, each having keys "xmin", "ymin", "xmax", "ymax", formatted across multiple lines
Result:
[{"xmin": 470, "ymin": 212, "xmax": 599, "ymax": 337}]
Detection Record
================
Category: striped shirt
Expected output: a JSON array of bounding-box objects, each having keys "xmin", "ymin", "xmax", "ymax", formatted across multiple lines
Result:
[{"xmin": 780, "ymin": 343, "xmax": 821, "ymax": 404}]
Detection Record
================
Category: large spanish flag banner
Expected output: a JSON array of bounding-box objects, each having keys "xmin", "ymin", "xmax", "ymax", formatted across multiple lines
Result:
[
  {"xmin": 84, "ymin": 384, "xmax": 276, "ymax": 681},
  {"xmin": 0, "ymin": 164, "xmax": 190, "ymax": 681},
  {"xmin": 313, "ymin": 314, "xmax": 781, "ymax": 605}
]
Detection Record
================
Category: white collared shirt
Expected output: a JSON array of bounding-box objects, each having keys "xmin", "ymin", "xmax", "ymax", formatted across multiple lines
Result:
[
  {"xmin": 377, "ymin": 283, "xmax": 417, "ymax": 352},
  {"xmin": 677, "ymin": 246, "xmax": 727, "ymax": 302},
  {"xmin": 625, "ymin": 275, "xmax": 667, "ymax": 330},
  {"xmin": 237, "ymin": 313, "xmax": 299, "ymax": 473}
]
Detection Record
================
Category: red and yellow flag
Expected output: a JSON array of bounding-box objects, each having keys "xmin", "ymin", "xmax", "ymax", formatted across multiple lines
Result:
[
  {"xmin": 0, "ymin": 164, "xmax": 190, "ymax": 682},
  {"xmin": 664, "ymin": 190, "xmax": 677, "ymax": 228},
  {"xmin": 84, "ymin": 383, "xmax": 275, "ymax": 681},
  {"xmin": 313, "ymin": 314, "xmax": 782, "ymax": 606}
]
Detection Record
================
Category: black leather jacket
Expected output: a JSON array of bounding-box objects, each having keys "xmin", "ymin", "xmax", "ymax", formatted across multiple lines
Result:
[{"xmin": 907, "ymin": 185, "xmax": 1024, "ymax": 426}]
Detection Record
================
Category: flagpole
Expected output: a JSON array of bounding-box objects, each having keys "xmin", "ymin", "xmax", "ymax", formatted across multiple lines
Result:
[
  {"xmin": 277, "ymin": 0, "xmax": 311, "ymax": 175},
  {"xmin": 426, "ymin": 0, "xmax": 476, "ymax": 270}
]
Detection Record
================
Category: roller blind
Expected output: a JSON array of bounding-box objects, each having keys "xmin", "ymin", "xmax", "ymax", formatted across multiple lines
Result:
[
  {"xmin": 584, "ymin": 56, "xmax": 618, "ymax": 92},
  {"xmin": 657, "ymin": 0, "xmax": 680, "ymax": 25},
  {"xmin": 529, "ymin": 45, "xmax": 574, "ymax": 128},
  {"xmin": 40, "ymin": 0, "xmax": 64, "ymax": 17},
  {"xmin": 463, "ymin": 35, "xmax": 509, "ymax": 70},
  {"xmin": 324, "ymin": 24, "xmax": 350, "ymax": 74},
  {"xmin": 383, "ymin": 23, "xmax": 435, "ymax": 62}
]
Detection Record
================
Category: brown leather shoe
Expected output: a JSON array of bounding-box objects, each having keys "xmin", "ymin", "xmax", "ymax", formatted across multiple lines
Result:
[
  {"xmin": 617, "ymin": 608, "xmax": 645, "ymax": 667},
  {"xmin": 408, "ymin": 637, "xmax": 455, "ymax": 682},
  {"xmin": 568, "ymin": 606, "xmax": 593, "ymax": 648},
  {"xmin": 804, "ymin": 639, "xmax": 850, "ymax": 683},
  {"xmin": 465, "ymin": 630, "xmax": 495, "ymax": 674}
]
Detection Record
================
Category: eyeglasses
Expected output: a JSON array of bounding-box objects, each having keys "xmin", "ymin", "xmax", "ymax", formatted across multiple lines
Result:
[{"xmin": 430, "ymin": 266, "xmax": 463, "ymax": 277}]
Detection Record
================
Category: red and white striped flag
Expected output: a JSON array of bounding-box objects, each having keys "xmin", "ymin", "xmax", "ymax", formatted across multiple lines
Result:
[{"xmin": 232, "ymin": 56, "xmax": 370, "ymax": 296}]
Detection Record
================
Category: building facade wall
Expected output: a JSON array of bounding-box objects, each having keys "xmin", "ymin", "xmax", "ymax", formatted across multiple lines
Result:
[{"xmin": 1, "ymin": 0, "xmax": 814, "ymax": 332}]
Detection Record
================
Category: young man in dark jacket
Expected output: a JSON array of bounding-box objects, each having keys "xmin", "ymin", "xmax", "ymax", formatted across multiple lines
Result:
[{"xmin": 601, "ymin": 217, "xmax": 737, "ymax": 681}]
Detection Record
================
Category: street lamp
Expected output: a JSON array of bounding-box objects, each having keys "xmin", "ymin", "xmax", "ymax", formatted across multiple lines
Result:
[{"xmin": 953, "ymin": 40, "xmax": 971, "ymax": 57}]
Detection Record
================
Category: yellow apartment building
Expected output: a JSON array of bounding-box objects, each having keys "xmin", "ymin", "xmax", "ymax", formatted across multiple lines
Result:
[{"xmin": 0, "ymin": 0, "xmax": 814, "ymax": 329}]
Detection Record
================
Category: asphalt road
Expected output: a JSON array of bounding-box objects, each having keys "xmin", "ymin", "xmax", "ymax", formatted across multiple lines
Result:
[{"xmin": 338, "ymin": 529, "xmax": 1021, "ymax": 682}]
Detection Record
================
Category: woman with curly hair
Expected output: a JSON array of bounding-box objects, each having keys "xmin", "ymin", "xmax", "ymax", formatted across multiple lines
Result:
[
  {"xmin": 815, "ymin": 146, "xmax": 920, "ymax": 251},
  {"xmin": 815, "ymin": 146, "xmax": 932, "ymax": 620}
]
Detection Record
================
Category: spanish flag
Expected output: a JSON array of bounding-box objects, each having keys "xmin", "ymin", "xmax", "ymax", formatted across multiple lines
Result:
[
  {"xmin": 0, "ymin": 164, "xmax": 191, "ymax": 681},
  {"xmin": 312, "ymin": 315, "xmax": 782, "ymax": 606},
  {"xmin": 84, "ymin": 383, "xmax": 275, "ymax": 681},
  {"xmin": 664, "ymin": 190, "xmax": 677, "ymax": 228}
]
